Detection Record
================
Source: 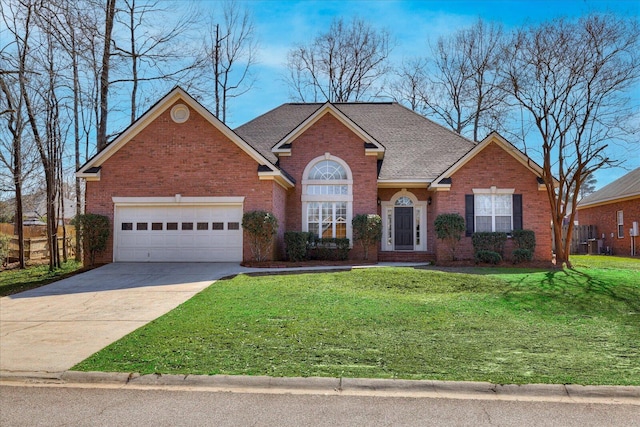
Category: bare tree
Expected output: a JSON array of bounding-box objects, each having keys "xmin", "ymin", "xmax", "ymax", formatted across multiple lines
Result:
[
  {"xmin": 0, "ymin": 74, "xmax": 27, "ymax": 268},
  {"xmin": 111, "ymin": 0, "xmax": 200, "ymax": 123},
  {"xmin": 97, "ymin": 0, "xmax": 116, "ymax": 151},
  {"xmin": 199, "ymin": 0, "xmax": 257, "ymax": 123},
  {"xmin": 389, "ymin": 58, "xmax": 428, "ymax": 111},
  {"xmin": 417, "ymin": 19, "xmax": 506, "ymax": 141},
  {"xmin": 286, "ymin": 17, "xmax": 392, "ymax": 102},
  {"xmin": 503, "ymin": 14, "xmax": 640, "ymax": 267}
]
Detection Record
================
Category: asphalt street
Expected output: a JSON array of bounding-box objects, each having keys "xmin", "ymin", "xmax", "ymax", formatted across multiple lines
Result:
[{"xmin": 1, "ymin": 383, "xmax": 639, "ymax": 427}]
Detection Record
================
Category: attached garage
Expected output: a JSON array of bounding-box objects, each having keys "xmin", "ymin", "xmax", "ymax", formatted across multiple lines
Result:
[{"xmin": 113, "ymin": 197, "xmax": 244, "ymax": 262}]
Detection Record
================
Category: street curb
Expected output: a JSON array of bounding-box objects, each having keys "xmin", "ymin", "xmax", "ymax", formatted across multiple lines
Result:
[{"xmin": 2, "ymin": 370, "xmax": 639, "ymax": 402}]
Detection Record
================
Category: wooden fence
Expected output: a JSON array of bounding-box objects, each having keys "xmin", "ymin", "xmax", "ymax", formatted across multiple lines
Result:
[
  {"xmin": 559, "ymin": 223, "xmax": 603, "ymax": 254},
  {"xmin": 1, "ymin": 223, "xmax": 76, "ymax": 262}
]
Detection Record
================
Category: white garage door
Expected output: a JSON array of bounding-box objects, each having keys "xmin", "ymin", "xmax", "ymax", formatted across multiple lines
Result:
[{"xmin": 114, "ymin": 204, "xmax": 243, "ymax": 262}]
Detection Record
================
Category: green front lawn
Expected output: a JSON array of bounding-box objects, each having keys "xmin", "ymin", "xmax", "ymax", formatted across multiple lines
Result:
[
  {"xmin": 0, "ymin": 261, "xmax": 83, "ymax": 297},
  {"xmin": 73, "ymin": 255, "xmax": 640, "ymax": 385}
]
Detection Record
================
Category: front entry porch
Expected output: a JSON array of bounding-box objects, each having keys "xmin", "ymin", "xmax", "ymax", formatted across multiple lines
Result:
[{"xmin": 380, "ymin": 189, "xmax": 428, "ymax": 253}]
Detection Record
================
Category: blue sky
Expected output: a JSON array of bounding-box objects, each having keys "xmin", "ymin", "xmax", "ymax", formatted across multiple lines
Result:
[{"xmin": 202, "ymin": 0, "xmax": 640, "ymax": 188}]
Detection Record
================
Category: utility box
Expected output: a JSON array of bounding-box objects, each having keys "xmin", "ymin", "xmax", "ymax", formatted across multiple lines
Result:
[{"xmin": 587, "ymin": 239, "xmax": 598, "ymax": 255}]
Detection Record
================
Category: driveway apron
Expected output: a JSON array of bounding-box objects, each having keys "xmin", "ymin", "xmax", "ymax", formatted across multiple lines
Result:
[{"xmin": 0, "ymin": 263, "xmax": 248, "ymax": 374}]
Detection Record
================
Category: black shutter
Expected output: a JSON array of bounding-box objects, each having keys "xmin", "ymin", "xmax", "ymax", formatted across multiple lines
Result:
[
  {"xmin": 513, "ymin": 194, "xmax": 523, "ymax": 231},
  {"xmin": 465, "ymin": 195, "xmax": 474, "ymax": 236}
]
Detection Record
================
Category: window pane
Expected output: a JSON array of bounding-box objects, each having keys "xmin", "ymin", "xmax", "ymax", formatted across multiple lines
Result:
[
  {"xmin": 495, "ymin": 194, "xmax": 512, "ymax": 215},
  {"xmin": 387, "ymin": 209, "xmax": 392, "ymax": 245},
  {"xmin": 476, "ymin": 216, "xmax": 492, "ymax": 232},
  {"xmin": 308, "ymin": 202, "xmax": 319, "ymax": 222},
  {"xmin": 197, "ymin": 222, "xmax": 208, "ymax": 230},
  {"xmin": 322, "ymin": 203, "xmax": 333, "ymax": 224},
  {"xmin": 475, "ymin": 194, "xmax": 492, "ymax": 215},
  {"xmin": 182, "ymin": 222, "xmax": 193, "ymax": 230},
  {"xmin": 309, "ymin": 160, "xmax": 346, "ymax": 180},
  {"xmin": 136, "ymin": 222, "xmax": 148, "ymax": 231},
  {"xmin": 415, "ymin": 208, "xmax": 421, "ymax": 245},
  {"xmin": 308, "ymin": 223, "xmax": 319, "ymax": 237},
  {"xmin": 121, "ymin": 222, "xmax": 133, "ymax": 231},
  {"xmin": 395, "ymin": 196, "xmax": 413, "ymax": 206},
  {"xmin": 335, "ymin": 223, "xmax": 347, "ymax": 238},
  {"xmin": 167, "ymin": 222, "xmax": 178, "ymax": 230},
  {"xmin": 151, "ymin": 222, "xmax": 163, "ymax": 230},
  {"xmin": 212, "ymin": 222, "xmax": 224, "ymax": 230},
  {"xmin": 495, "ymin": 216, "xmax": 512, "ymax": 232},
  {"xmin": 228, "ymin": 222, "xmax": 240, "ymax": 230}
]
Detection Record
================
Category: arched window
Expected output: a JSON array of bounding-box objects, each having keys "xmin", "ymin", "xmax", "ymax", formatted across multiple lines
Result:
[
  {"xmin": 395, "ymin": 196, "xmax": 413, "ymax": 206},
  {"xmin": 302, "ymin": 156, "xmax": 353, "ymax": 240}
]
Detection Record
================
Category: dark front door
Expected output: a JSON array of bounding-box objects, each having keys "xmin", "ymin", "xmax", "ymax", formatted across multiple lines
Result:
[{"xmin": 394, "ymin": 207, "xmax": 413, "ymax": 250}]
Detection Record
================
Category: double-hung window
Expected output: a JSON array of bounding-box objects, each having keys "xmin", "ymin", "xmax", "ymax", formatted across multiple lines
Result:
[
  {"xmin": 302, "ymin": 157, "xmax": 353, "ymax": 240},
  {"xmin": 617, "ymin": 210, "xmax": 624, "ymax": 238},
  {"xmin": 466, "ymin": 187, "xmax": 522, "ymax": 236}
]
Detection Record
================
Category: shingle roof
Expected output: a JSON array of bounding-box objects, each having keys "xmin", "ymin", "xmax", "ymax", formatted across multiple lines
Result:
[
  {"xmin": 578, "ymin": 167, "xmax": 640, "ymax": 208},
  {"xmin": 234, "ymin": 102, "xmax": 475, "ymax": 181}
]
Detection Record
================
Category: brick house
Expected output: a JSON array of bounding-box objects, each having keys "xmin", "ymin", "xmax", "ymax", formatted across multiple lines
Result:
[
  {"xmin": 576, "ymin": 168, "xmax": 640, "ymax": 257},
  {"xmin": 77, "ymin": 87, "xmax": 552, "ymax": 264}
]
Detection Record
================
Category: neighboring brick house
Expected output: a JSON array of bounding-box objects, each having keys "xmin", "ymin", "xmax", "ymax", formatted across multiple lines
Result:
[
  {"xmin": 77, "ymin": 87, "xmax": 553, "ymax": 264},
  {"xmin": 576, "ymin": 168, "xmax": 640, "ymax": 257}
]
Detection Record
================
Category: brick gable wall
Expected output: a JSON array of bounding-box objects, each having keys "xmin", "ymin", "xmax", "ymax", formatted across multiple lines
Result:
[
  {"xmin": 433, "ymin": 142, "xmax": 552, "ymax": 261},
  {"xmin": 577, "ymin": 198, "xmax": 640, "ymax": 256},
  {"xmin": 278, "ymin": 113, "xmax": 379, "ymax": 260},
  {"xmin": 85, "ymin": 102, "xmax": 283, "ymax": 263}
]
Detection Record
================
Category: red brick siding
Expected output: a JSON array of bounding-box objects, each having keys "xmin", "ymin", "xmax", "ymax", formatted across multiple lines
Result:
[
  {"xmin": 577, "ymin": 198, "xmax": 640, "ymax": 257},
  {"xmin": 434, "ymin": 142, "xmax": 552, "ymax": 261},
  {"xmin": 278, "ymin": 113, "xmax": 378, "ymax": 260},
  {"xmin": 85, "ymin": 102, "xmax": 279, "ymax": 263}
]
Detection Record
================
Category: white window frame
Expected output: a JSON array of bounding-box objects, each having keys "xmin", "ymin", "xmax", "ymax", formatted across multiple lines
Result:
[
  {"xmin": 301, "ymin": 154, "xmax": 353, "ymax": 242},
  {"xmin": 472, "ymin": 187, "xmax": 515, "ymax": 233},
  {"xmin": 380, "ymin": 189, "xmax": 427, "ymax": 252},
  {"xmin": 617, "ymin": 210, "xmax": 624, "ymax": 238}
]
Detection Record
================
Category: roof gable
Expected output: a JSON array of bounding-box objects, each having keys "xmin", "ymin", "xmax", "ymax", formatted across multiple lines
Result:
[
  {"xmin": 271, "ymin": 102, "xmax": 385, "ymax": 156},
  {"xmin": 430, "ymin": 132, "xmax": 548, "ymax": 189},
  {"xmin": 77, "ymin": 87, "xmax": 293, "ymax": 188},
  {"xmin": 578, "ymin": 167, "xmax": 640, "ymax": 208},
  {"xmin": 235, "ymin": 102, "xmax": 475, "ymax": 184}
]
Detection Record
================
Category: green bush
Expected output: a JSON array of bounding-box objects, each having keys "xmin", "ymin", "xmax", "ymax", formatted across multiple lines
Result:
[
  {"xmin": 352, "ymin": 214, "xmax": 382, "ymax": 260},
  {"xmin": 512, "ymin": 248, "xmax": 533, "ymax": 264},
  {"xmin": 512, "ymin": 229, "xmax": 536, "ymax": 252},
  {"xmin": 0, "ymin": 233, "xmax": 11, "ymax": 266},
  {"xmin": 309, "ymin": 237, "xmax": 350, "ymax": 261},
  {"xmin": 284, "ymin": 231, "xmax": 311, "ymax": 262},
  {"xmin": 75, "ymin": 214, "xmax": 110, "ymax": 265},
  {"xmin": 472, "ymin": 232, "xmax": 507, "ymax": 256},
  {"xmin": 434, "ymin": 213, "xmax": 466, "ymax": 261},
  {"xmin": 475, "ymin": 250, "xmax": 502, "ymax": 264},
  {"xmin": 242, "ymin": 211, "xmax": 278, "ymax": 262}
]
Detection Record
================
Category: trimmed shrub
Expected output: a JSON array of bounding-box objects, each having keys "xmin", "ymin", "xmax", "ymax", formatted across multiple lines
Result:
[
  {"xmin": 472, "ymin": 232, "xmax": 508, "ymax": 256},
  {"xmin": 352, "ymin": 214, "xmax": 382, "ymax": 260},
  {"xmin": 309, "ymin": 237, "xmax": 350, "ymax": 261},
  {"xmin": 512, "ymin": 248, "xmax": 533, "ymax": 264},
  {"xmin": 434, "ymin": 213, "xmax": 466, "ymax": 261},
  {"xmin": 0, "ymin": 233, "xmax": 10, "ymax": 266},
  {"xmin": 284, "ymin": 231, "xmax": 311, "ymax": 262},
  {"xmin": 475, "ymin": 250, "xmax": 502, "ymax": 265},
  {"xmin": 512, "ymin": 229, "xmax": 536, "ymax": 252},
  {"xmin": 75, "ymin": 214, "xmax": 110, "ymax": 265},
  {"xmin": 242, "ymin": 211, "xmax": 278, "ymax": 262}
]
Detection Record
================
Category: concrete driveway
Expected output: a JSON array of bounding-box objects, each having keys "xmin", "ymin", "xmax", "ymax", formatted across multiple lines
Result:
[{"xmin": 0, "ymin": 263, "xmax": 253, "ymax": 375}]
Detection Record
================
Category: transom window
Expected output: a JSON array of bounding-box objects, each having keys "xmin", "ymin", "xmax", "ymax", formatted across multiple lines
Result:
[
  {"xmin": 395, "ymin": 196, "xmax": 413, "ymax": 206},
  {"xmin": 475, "ymin": 193, "xmax": 512, "ymax": 232},
  {"xmin": 308, "ymin": 160, "xmax": 347, "ymax": 180},
  {"xmin": 302, "ymin": 156, "xmax": 352, "ymax": 240}
]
